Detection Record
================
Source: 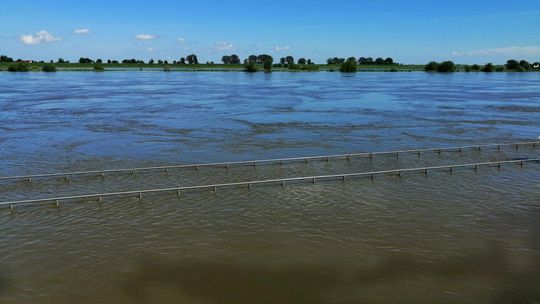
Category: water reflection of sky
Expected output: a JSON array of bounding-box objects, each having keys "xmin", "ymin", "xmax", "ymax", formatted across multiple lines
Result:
[{"xmin": 0, "ymin": 72, "xmax": 539, "ymax": 173}]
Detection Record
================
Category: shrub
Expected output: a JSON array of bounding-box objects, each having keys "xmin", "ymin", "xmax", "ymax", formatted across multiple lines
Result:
[
  {"xmin": 244, "ymin": 62, "xmax": 257, "ymax": 72},
  {"xmin": 7, "ymin": 62, "xmax": 29, "ymax": 72},
  {"xmin": 437, "ymin": 61, "xmax": 455, "ymax": 72},
  {"xmin": 289, "ymin": 64, "xmax": 319, "ymax": 71},
  {"xmin": 339, "ymin": 60, "xmax": 357, "ymax": 72},
  {"xmin": 42, "ymin": 64, "xmax": 56, "ymax": 72},
  {"xmin": 425, "ymin": 61, "xmax": 439, "ymax": 71},
  {"xmin": 471, "ymin": 64, "xmax": 480, "ymax": 71},
  {"xmin": 301, "ymin": 65, "xmax": 319, "ymax": 71},
  {"xmin": 464, "ymin": 65, "xmax": 471, "ymax": 72},
  {"xmin": 263, "ymin": 61, "xmax": 272, "ymax": 72},
  {"xmin": 93, "ymin": 64, "xmax": 104, "ymax": 72},
  {"xmin": 481, "ymin": 63, "xmax": 494, "ymax": 72}
]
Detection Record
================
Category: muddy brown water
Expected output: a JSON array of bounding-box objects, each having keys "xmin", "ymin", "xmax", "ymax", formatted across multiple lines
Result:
[{"xmin": 1, "ymin": 72, "xmax": 540, "ymax": 303}]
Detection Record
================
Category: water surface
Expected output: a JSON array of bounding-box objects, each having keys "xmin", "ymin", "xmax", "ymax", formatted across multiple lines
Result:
[{"xmin": 1, "ymin": 72, "xmax": 539, "ymax": 303}]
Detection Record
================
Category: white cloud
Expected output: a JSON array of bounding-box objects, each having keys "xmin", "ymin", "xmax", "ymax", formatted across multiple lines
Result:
[
  {"xmin": 147, "ymin": 47, "xmax": 154, "ymax": 52},
  {"xmin": 74, "ymin": 28, "xmax": 91, "ymax": 35},
  {"xmin": 135, "ymin": 34, "xmax": 156, "ymax": 41},
  {"xmin": 215, "ymin": 41, "xmax": 234, "ymax": 51},
  {"xmin": 177, "ymin": 37, "xmax": 185, "ymax": 42},
  {"xmin": 20, "ymin": 30, "xmax": 61, "ymax": 45},
  {"xmin": 274, "ymin": 46, "xmax": 290, "ymax": 52},
  {"xmin": 452, "ymin": 46, "xmax": 540, "ymax": 57}
]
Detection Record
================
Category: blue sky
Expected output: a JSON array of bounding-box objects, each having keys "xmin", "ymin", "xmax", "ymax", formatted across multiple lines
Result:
[{"xmin": 1, "ymin": 0, "xmax": 539, "ymax": 64}]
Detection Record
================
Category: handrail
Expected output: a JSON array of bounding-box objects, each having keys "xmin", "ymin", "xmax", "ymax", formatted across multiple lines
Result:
[
  {"xmin": 0, "ymin": 141, "xmax": 538, "ymax": 182},
  {"xmin": 3, "ymin": 158, "xmax": 539, "ymax": 209}
]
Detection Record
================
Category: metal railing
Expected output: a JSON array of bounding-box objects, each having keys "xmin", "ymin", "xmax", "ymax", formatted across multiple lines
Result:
[
  {"xmin": 3, "ymin": 158, "xmax": 539, "ymax": 209},
  {"xmin": 1, "ymin": 141, "xmax": 538, "ymax": 183}
]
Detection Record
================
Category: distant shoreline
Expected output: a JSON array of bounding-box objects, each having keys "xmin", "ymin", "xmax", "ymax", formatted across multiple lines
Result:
[
  {"xmin": 0, "ymin": 62, "xmax": 537, "ymax": 73},
  {"xmin": 0, "ymin": 63, "xmax": 423, "ymax": 72}
]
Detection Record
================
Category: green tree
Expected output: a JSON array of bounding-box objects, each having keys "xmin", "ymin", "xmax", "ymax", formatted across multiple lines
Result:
[
  {"xmin": 340, "ymin": 60, "xmax": 357, "ymax": 72},
  {"xmin": 425, "ymin": 61, "xmax": 439, "ymax": 71},
  {"xmin": 1, "ymin": 55, "xmax": 14, "ymax": 62},
  {"xmin": 180, "ymin": 58, "xmax": 186, "ymax": 64},
  {"xmin": 375, "ymin": 57, "xmax": 385, "ymax": 65},
  {"xmin": 505, "ymin": 59, "xmax": 520, "ymax": 70},
  {"xmin": 96, "ymin": 59, "xmax": 103, "ymax": 64},
  {"xmin": 285, "ymin": 56, "xmax": 294, "ymax": 65},
  {"xmin": 7, "ymin": 62, "xmax": 29, "ymax": 72},
  {"xmin": 437, "ymin": 61, "xmax": 455, "ymax": 72},
  {"xmin": 41, "ymin": 64, "xmax": 56, "ymax": 72},
  {"xmin": 221, "ymin": 55, "xmax": 232, "ymax": 64},
  {"xmin": 259, "ymin": 54, "xmax": 273, "ymax": 72},
  {"xmin": 481, "ymin": 63, "xmax": 494, "ymax": 72},
  {"xmin": 298, "ymin": 58, "xmax": 307, "ymax": 65},
  {"xmin": 384, "ymin": 57, "xmax": 394, "ymax": 65},
  {"xmin": 519, "ymin": 60, "xmax": 531, "ymax": 70},
  {"xmin": 78, "ymin": 57, "xmax": 93, "ymax": 64},
  {"xmin": 347, "ymin": 57, "xmax": 357, "ymax": 63},
  {"xmin": 230, "ymin": 54, "xmax": 240, "ymax": 64},
  {"xmin": 244, "ymin": 62, "xmax": 257, "ymax": 72},
  {"xmin": 247, "ymin": 55, "xmax": 258, "ymax": 64},
  {"xmin": 149, "ymin": 59, "xmax": 155, "ymax": 64},
  {"xmin": 307, "ymin": 59, "xmax": 313, "ymax": 65},
  {"xmin": 471, "ymin": 64, "xmax": 480, "ymax": 71},
  {"xmin": 186, "ymin": 54, "xmax": 198, "ymax": 64}
]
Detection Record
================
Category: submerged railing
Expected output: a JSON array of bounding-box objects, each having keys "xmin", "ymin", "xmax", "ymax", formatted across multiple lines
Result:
[
  {"xmin": 0, "ymin": 141, "xmax": 538, "ymax": 183},
  {"xmin": 2, "ymin": 158, "xmax": 539, "ymax": 210}
]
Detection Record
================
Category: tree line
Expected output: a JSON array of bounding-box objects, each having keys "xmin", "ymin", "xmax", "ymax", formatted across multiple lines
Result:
[
  {"xmin": 425, "ymin": 59, "xmax": 540, "ymax": 72},
  {"xmin": 327, "ymin": 57, "xmax": 395, "ymax": 65}
]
